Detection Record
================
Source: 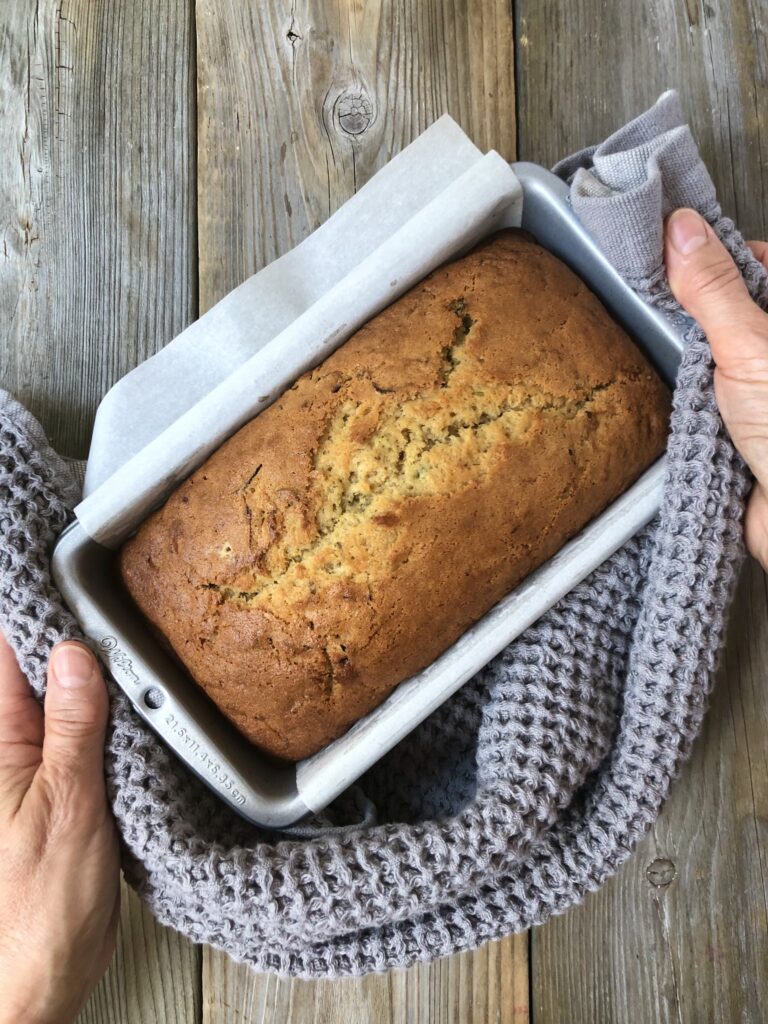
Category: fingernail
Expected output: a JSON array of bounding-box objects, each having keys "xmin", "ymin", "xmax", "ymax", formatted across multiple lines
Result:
[
  {"xmin": 50, "ymin": 644, "xmax": 96, "ymax": 689},
  {"xmin": 667, "ymin": 208, "xmax": 709, "ymax": 255}
]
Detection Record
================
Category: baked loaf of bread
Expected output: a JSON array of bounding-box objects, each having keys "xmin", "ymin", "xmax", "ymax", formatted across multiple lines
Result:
[{"xmin": 120, "ymin": 230, "xmax": 670, "ymax": 761}]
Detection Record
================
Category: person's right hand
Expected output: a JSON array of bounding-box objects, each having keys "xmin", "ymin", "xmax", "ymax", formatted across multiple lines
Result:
[{"xmin": 665, "ymin": 209, "xmax": 768, "ymax": 571}]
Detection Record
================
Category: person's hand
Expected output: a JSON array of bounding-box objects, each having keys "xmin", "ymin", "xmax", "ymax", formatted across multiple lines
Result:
[
  {"xmin": 0, "ymin": 634, "xmax": 119, "ymax": 1024},
  {"xmin": 665, "ymin": 208, "xmax": 768, "ymax": 571}
]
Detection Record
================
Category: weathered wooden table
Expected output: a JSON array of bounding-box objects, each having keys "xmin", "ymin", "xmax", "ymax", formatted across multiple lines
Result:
[{"xmin": 2, "ymin": 2, "xmax": 766, "ymax": 1021}]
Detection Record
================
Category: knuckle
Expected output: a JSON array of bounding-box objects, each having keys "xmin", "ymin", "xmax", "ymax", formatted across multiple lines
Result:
[
  {"xmin": 46, "ymin": 702, "xmax": 102, "ymax": 739},
  {"xmin": 685, "ymin": 258, "xmax": 743, "ymax": 301},
  {"xmin": 714, "ymin": 331, "xmax": 768, "ymax": 386}
]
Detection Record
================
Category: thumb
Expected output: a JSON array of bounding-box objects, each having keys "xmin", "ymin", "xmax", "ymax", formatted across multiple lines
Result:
[
  {"xmin": 665, "ymin": 208, "xmax": 768, "ymax": 483},
  {"xmin": 665, "ymin": 208, "xmax": 768, "ymax": 377},
  {"xmin": 43, "ymin": 642, "xmax": 109, "ymax": 786}
]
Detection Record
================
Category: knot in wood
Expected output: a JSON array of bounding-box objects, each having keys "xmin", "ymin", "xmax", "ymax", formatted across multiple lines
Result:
[
  {"xmin": 646, "ymin": 858, "xmax": 676, "ymax": 887},
  {"xmin": 336, "ymin": 92, "xmax": 374, "ymax": 136}
]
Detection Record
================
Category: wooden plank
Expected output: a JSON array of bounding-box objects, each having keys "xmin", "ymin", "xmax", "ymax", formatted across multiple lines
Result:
[
  {"xmin": 518, "ymin": 2, "xmax": 768, "ymax": 1021},
  {"xmin": 0, "ymin": 2, "xmax": 203, "ymax": 1021},
  {"xmin": 195, "ymin": 0, "xmax": 516, "ymax": 311},
  {"xmin": 516, "ymin": 0, "xmax": 767, "ymax": 237},
  {"xmin": 0, "ymin": 0, "xmax": 199, "ymax": 457},
  {"xmin": 80, "ymin": 880, "xmax": 202, "ymax": 1024},
  {"xmin": 202, "ymin": 933, "xmax": 529, "ymax": 1024},
  {"xmin": 196, "ymin": 0, "xmax": 523, "ymax": 1017}
]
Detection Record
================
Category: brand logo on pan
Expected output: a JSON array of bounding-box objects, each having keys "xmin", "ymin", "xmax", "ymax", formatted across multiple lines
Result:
[
  {"xmin": 99, "ymin": 636, "xmax": 140, "ymax": 685},
  {"xmin": 97, "ymin": 641, "xmax": 247, "ymax": 808}
]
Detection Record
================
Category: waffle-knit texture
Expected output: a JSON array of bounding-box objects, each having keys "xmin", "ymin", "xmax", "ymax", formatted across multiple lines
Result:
[{"xmin": 0, "ymin": 92, "xmax": 765, "ymax": 976}]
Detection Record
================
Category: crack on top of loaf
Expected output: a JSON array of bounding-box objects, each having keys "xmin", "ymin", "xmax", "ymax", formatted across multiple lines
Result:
[
  {"xmin": 241, "ymin": 496, "xmax": 255, "ymax": 552},
  {"xmin": 237, "ymin": 464, "xmax": 262, "ymax": 493},
  {"xmin": 197, "ymin": 374, "xmax": 623, "ymax": 609},
  {"xmin": 439, "ymin": 297, "xmax": 475, "ymax": 386}
]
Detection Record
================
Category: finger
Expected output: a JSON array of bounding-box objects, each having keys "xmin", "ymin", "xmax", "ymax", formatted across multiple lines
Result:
[
  {"xmin": 42, "ymin": 642, "xmax": 109, "ymax": 789},
  {"xmin": 745, "ymin": 481, "xmax": 768, "ymax": 572},
  {"xmin": 747, "ymin": 240, "xmax": 768, "ymax": 273},
  {"xmin": 0, "ymin": 630, "xmax": 40, "ymax": 716},
  {"xmin": 0, "ymin": 632, "xmax": 43, "ymax": 819},
  {"xmin": 665, "ymin": 209, "xmax": 768, "ymax": 380}
]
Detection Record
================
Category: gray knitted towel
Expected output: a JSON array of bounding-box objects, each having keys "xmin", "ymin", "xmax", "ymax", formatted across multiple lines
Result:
[{"xmin": 1, "ymin": 92, "xmax": 766, "ymax": 977}]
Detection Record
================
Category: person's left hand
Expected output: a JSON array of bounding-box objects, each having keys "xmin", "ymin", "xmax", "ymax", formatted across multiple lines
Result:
[{"xmin": 0, "ymin": 633, "xmax": 120, "ymax": 1024}]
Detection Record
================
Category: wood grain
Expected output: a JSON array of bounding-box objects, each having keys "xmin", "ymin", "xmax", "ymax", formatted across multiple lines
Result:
[
  {"xmin": 516, "ymin": 0, "xmax": 768, "ymax": 238},
  {"xmin": 195, "ymin": 0, "xmax": 516, "ymax": 311},
  {"xmin": 196, "ymin": 0, "xmax": 523, "ymax": 1017},
  {"xmin": 80, "ymin": 881, "xmax": 202, "ymax": 1024},
  {"xmin": 0, "ymin": 0, "xmax": 198, "ymax": 457},
  {"xmin": 202, "ymin": 933, "xmax": 529, "ymax": 1024},
  {"xmin": 518, "ymin": 2, "xmax": 768, "ymax": 1020}
]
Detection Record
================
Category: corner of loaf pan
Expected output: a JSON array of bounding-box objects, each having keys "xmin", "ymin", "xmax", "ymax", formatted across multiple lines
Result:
[{"xmin": 53, "ymin": 162, "xmax": 684, "ymax": 826}]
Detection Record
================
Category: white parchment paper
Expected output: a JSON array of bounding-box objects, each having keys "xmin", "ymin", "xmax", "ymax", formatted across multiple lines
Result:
[{"xmin": 77, "ymin": 116, "xmax": 523, "ymax": 547}]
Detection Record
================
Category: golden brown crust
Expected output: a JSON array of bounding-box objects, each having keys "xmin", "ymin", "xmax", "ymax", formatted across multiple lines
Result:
[{"xmin": 119, "ymin": 230, "xmax": 671, "ymax": 761}]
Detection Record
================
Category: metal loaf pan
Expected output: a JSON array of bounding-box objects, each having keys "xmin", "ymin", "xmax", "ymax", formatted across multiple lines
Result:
[{"xmin": 52, "ymin": 163, "xmax": 684, "ymax": 828}]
